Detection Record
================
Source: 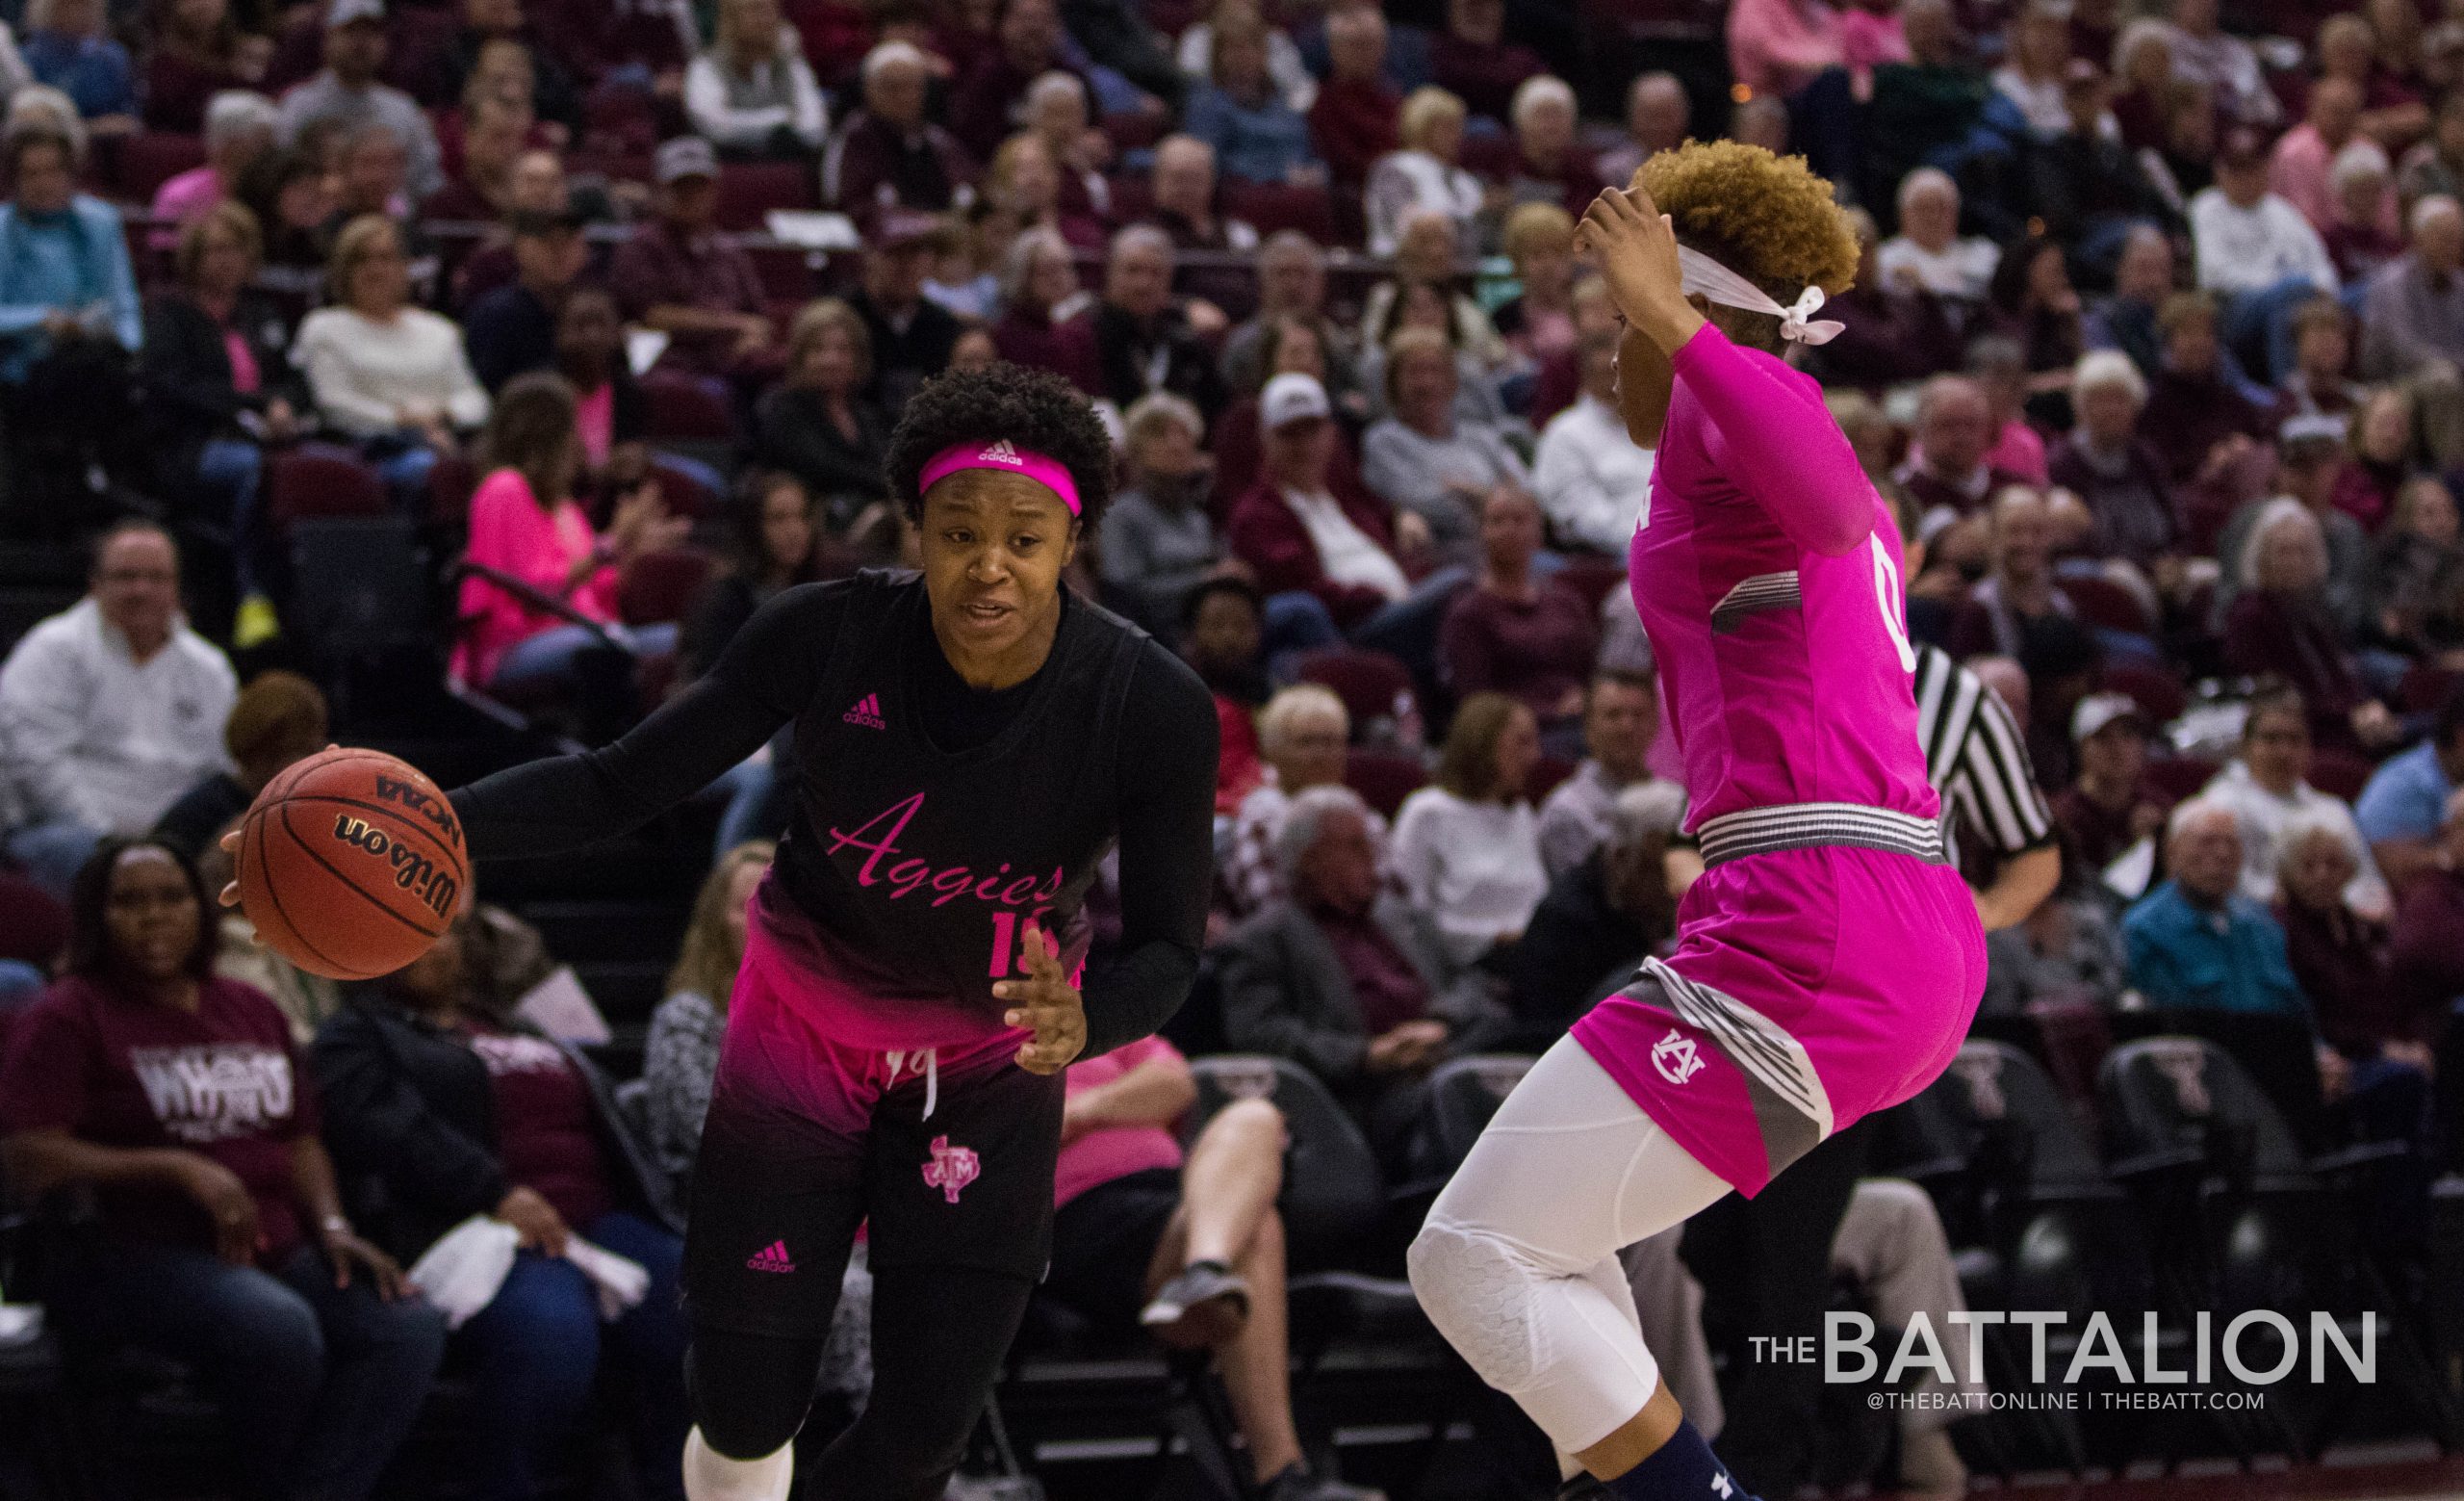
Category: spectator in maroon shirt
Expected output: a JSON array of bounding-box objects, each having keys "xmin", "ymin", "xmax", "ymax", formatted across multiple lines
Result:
[
  {"xmin": 315, "ymin": 919, "xmax": 689, "ymax": 1501},
  {"xmin": 420, "ymin": 0, "xmax": 583, "ymax": 132},
  {"xmin": 2388, "ymin": 788, "xmax": 2464, "ymax": 1017},
  {"xmin": 1440, "ymin": 486, "xmax": 1598, "ymax": 743},
  {"xmin": 1217, "ymin": 785, "xmax": 1511, "ymax": 1165},
  {"xmin": 822, "ymin": 39, "xmax": 976, "ymax": 214},
  {"xmin": 2276, "ymin": 295, "xmax": 2367, "ymax": 420},
  {"xmin": 2223, "ymin": 502, "xmax": 2405, "ymax": 752},
  {"xmin": 1897, "ymin": 375, "xmax": 2030, "ymax": 522},
  {"xmin": 2140, "ymin": 290, "xmax": 2274, "ymax": 486},
  {"xmin": 2274, "ymin": 817, "xmax": 2426, "ymax": 1062},
  {"xmin": 143, "ymin": 0, "xmax": 272, "ymax": 134},
  {"xmin": 1950, "ymin": 485, "xmax": 2083, "ymax": 660},
  {"xmin": 1307, "ymin": 3, "xmax": 1399, "ymax": 190},
  {"xmin": 2054, "ymin": 691, "xmax": 2170, "ymax": 879},
  {"xmin": 951, "ymin": 0, "xmax": 1080, "ymax": 161},
  {"xmin": 530, "ymin": 0, "xmax": 693, "ymax": 96},
  {"xmin": 1809, "ymin": 206, "xmax": 1964, "ymax": 391},
  {"xmin": 991, "ymin": 226, "xmax": 1102, "ymax": 392},
  {"xmin": 2049, "ymin": 349, "xmax": 2181, "ymax": 567},
  {"xmin": 610, "ymin": 137, "xmax": 775, "ymax": 380},
  {"xmin": 1024, "ymin": 68, "xmax": 1116, "ymax": 226},
  {"xmin": 1428, "ymin": 0, "xmax": 1543, "ymax": 123},
  {"xmin": 987, "ymin": 131, "xmax": 1107, "ymax": 249},
  {"xmin": 0, "ymin": 838, "xmax": 445, "ymax": 1501}
]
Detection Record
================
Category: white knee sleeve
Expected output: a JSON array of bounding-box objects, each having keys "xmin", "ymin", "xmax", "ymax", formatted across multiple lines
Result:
[
  {"xmin": 1409, "ymin": 1218, "xmax": 1662, "ymax": 1453},
  {"xmin": 684, "ymin": 1427, "xmax": 794, "ymax": 1501}
]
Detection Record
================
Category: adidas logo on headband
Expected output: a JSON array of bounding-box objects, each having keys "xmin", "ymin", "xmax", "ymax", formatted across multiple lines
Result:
[{"xmin": 980, "ymin": 440, "xmax": 1023, "ymax": 464}]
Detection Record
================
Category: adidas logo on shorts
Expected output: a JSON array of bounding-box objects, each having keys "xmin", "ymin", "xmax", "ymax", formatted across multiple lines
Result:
[
  {"xmin": 842, "ymin": 692, "xmax": 886, "ymax": 730},
  {"xmin": 746, "ymin": 1240, "xmax": 796, "ymax": 1274}
]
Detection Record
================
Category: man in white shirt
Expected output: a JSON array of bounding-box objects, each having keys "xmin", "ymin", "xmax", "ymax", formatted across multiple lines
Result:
[
  {"xmin": 1535, "ymin": 669, "xmax": 1682, "ymax": 880},
  {"xmin": 1532, "ymin": 327, "xmax": 1655, "ymax": 555},
  {"xmin": 2190, "ymin": 129, "xmax": 2338, "ymax": 382},
  {"xmin": 0, "ymin": 523, "xmax": 238, "ymax": 893}
]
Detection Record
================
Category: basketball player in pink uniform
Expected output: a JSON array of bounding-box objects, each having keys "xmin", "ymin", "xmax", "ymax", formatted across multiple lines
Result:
[{"xmin": 1407, "ymin": 144, "xmax": 1988, "ymax": 1500}]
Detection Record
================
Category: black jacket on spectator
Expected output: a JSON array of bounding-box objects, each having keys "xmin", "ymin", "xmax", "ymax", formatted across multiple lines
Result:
[
  {"xmin": 1506, "ymin": 850, "xmax": 1661, "ymax": 1047},
  {"xmin": 1218, "ymin": 894, "xmax": 1510, "ymax": 1084},
  {"xmin": 752, "ymin": 386, "xmax": 892, "ymax": 520},
  {"xmin": 313, "ymin": 997, "xmax": 680, "ymax": 1262},
  {"xmin": 153, "ymin": 772, "xmax": 251, "ymax": 864},
  {"xmin": 463, "ymin": 282, "xmax": 559, "ymax": 394},
  {"xmin": 1093, "ymin": 301, "xmax": 1231, "ymax": 423},
  {"xmin": 139, "ymin": 291, "xmax": 300, "ymax": 488},
  {"xmin": 846, "ymin": 288, "xmax": 961, "ymax": 416}
]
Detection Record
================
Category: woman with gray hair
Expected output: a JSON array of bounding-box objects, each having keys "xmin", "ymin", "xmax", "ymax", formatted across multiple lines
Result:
[
  {"xmin": 2047, "ymin": 348, "xmax": 2179, "ymax": 567},
  {"xmin": 989, "ymin": 226, "xmax": 1099, "ymax": 391},
  {"xmin": 1508, "ymin": 780, "xmax": 1690, "ymax": 1045},
  {"xmin": 2221, "ymin": 500, "xmax": 2402, "ymax": 751},
  {"xmin": 1220, "ymin": 685, "xmax": 1384, "ymax": 919},
  {"xmin": 151, "ymin": 89, "xmax": 277, "ymax": 240},
  {"xmin": 1101, "ymin": 391, "xmax": 1219, "ymax": 630}
]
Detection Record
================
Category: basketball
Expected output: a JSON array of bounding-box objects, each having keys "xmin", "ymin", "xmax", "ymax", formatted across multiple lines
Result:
[{"xmin": 234, "ymin": 746, "xmax": 469, "ymax": 980}]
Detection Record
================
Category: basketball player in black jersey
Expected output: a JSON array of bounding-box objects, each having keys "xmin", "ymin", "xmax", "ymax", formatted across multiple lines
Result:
[{"xmin": 440, "ymin": 366, "xmax": 1220, "ymax": 1501}]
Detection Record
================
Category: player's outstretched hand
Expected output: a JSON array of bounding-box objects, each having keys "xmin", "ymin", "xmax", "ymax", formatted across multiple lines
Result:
[
  {"xmin": 1576, "ymin": 183, "xmax": 1704, "ymax": 358},
  {"xmin": 1000, "ymin": 919, "xmax": 1087, "ymax": 1075}
]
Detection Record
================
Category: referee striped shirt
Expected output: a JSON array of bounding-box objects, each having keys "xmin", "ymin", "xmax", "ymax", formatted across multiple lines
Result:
[{"xmin": 1912, "ymin": 644, "xmax": 2056, "ymax": 859}]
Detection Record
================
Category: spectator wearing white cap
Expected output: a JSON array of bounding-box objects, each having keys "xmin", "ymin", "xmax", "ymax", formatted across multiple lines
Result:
[
  {"xmin": 686, "ymin": 0, "xmax": 826, "ymax": 159},
  {"xmin": 276, "ymin": 0, "xmax": 442, "ymax": 203},
  {"xmin": 822, "ymin": 39, "xmax": 973, "ymax": 213},
  {"xmin": 2052, "ymin": 690, "xmax": 2170, "ymax": 885}
]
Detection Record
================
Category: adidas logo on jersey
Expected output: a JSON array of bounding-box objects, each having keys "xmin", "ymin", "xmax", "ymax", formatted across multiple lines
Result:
[
  {"xmin": 979, "ymin": 440, "xmax": 1024, "ymax": 465},
  {"xmin": 842, "ymin": 693, "xmax": 886, "ymax": 729},
  {"xmin": 746, "ymin": 1240, "xmax": 796, "ymax": 1274}
]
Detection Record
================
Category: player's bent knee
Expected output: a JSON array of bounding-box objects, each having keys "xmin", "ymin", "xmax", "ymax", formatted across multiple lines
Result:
[{"xmin": 1407, "ymin": 1219, "xmax": 1548, "ymax": 1390}]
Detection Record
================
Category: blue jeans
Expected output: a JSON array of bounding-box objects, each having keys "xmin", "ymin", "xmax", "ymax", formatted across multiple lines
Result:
[
  {"xmin": 46, "ymin": 1238, "xmax": 448, "ymax": 1501},
  {"xmin": 362, "ymin": 431, "xmax": 442, "ymax": 517},
  {"xmin": 5, "ymin": 815, "xmax": 103, "ymax": 898},
  {"xmin": 489, "ymin": 621, "xmax": 680, "ymax": 695},
  {"xmin": 2222, "ymin": 275, "xmax": 2325, "ymax": 386},
  {"xmin": 0, "ymin": 956, "xmax": 43, "ymax": 1008},
  {"xmin": 455, "ymin": 1211, "xmax": 688, "ymax": 1501},
  {"xmin": 196, "ymin": 438, "xmax": 265, "ymax": 592},
  {"xmin": 709, "ymin": 751, "xmax": 786, "ymax": 863}
]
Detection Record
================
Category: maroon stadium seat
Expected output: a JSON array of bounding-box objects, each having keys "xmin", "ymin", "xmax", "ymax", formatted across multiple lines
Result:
[
  {"xmin": 1296, "ymin": 646, "xmax": 1419, "ymax": 743},
  {"xmin": 2098, "ymin": 661, "xmax": 2188, "ymax": 727},
  {"xmin": 1550, "ymin": 556, "xmax": 1627, "ymax": 616},
  {"xmin": 715, "ymin": 161, "xmax": 818, "ymax": 232},
  {"xmin": 2308, "ymin": 748, "xmax": 2374, "ymax": 804},
  {"xmin": 1345, "ymin": 746, "xmax": 1430, "ymax": 820},
  {"xmin": 1222, "ymin": 180, "xmax": 1337, "ymax": 245},
  {"xmin": 2400, "ymin": 661, "xmax": 2461, "ymax": 716},
  {"xmin": 1528, "ymin": 753, "xmax": 1578, "ymax": 803},
  {"xmin": 267, "ymin": 445, "xmax": 388, "ymax": 524},
  {"xmin": 113, "ymin": 131, "xmax": 207, "ymax": 202},
  {"xmin": 2061, "ymin": 575, "xmax": 2154, "ymax": 636},
  {"xmin": 619, "ymin": 545, "xmax": 718, "ymax": 626},
  {"xmin": 639, "ymin": 372, "xmax": 737, "ymax": 441},
  {"xmin": 2142, "ymin": 755, "xmax": 2220, "ymax": 804}
]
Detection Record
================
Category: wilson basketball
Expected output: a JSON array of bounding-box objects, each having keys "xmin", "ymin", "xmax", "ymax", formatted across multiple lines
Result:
[{"xmin": 235, "ymin": 746, "xmax": 468, "ymax": 980}]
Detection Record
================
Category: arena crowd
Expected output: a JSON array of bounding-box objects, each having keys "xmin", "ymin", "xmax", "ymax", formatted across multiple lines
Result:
[{"xmin": 1, "ymin": 0, "xmax": 2463, "ymax": 1494}]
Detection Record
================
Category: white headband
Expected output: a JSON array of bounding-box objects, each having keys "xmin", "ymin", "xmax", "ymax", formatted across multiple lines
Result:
[{"xmin": 1677, "ymin": 246, "xmax": 1843, "ymax": 346}]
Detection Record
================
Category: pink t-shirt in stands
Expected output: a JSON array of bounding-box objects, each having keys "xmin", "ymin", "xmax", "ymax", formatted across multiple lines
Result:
[
  {"xmin": 1052, "ymin": 1035, "xmax": 1189, "ymax": 1208},
  {"xmin": 223, "ymin": 328, "xmax": 260, "ymax": 395},
  {"xmin": 574, "ymin": 382, "xmax": 615, "ymax": 468},
  {"xmin": 449, "ymin": 467, "xmax": 621, "ymax": 686}
]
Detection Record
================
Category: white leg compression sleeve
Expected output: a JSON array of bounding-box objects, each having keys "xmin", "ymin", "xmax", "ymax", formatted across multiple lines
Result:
[
  {"xmin": 1408, "ymin": 1037, "xmax": 1733, "ymax": 1454},
  {"xmin": 684, "ymin": 1427, "xmax": 794, "ymax": 1501}
]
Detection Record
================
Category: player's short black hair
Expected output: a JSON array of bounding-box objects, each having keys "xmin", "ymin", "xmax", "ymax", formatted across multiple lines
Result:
[{"xmin": 886, "ymin": 362, "xmax": 1116, "ymax": 530}]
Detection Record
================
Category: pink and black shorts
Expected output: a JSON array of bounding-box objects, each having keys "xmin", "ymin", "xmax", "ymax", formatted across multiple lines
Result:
[{"xmin": 680, "ymin": 929, "xmax": 1065, "ymax": 1340}]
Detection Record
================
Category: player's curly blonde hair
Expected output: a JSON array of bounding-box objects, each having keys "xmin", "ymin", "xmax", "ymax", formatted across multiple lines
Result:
[{"xmin": 1636, "ymin": 141, "xmax": 1860, "ymax": 305}]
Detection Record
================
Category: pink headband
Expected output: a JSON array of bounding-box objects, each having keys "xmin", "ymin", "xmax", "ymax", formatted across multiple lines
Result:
[{"xmin": 918, "ymin": 440, "xmax": 1081, "ymax": 515}]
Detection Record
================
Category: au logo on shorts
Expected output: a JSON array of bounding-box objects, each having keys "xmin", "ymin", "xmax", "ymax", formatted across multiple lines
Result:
[
  {"xmin": 922, "ymin": 1134, "xmax": 981, "ymax": 1203},
  {"xmin": 1651, "ymin": 1027, "xmax": 1705, "ymax": 1086}
]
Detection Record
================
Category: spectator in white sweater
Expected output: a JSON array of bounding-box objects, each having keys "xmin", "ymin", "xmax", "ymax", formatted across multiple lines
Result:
[
  {"xmin": 1532, "ymin": 324, "xmax": 1655, "ymax": 555},
  {"xmin": 2190, "ymin": 129, "xmax": 2339, "ymax": 383},
  {"xmin": 294, "ymin": 215, "xmax": 487, "ymax": 512},
  {"xmin": 685, "ymin": 0, "xmax": 828, "ymax": 159},
  {"xmin": 1387, "ymin": 691, "xmax": 1549, "ymax": 967},
  {"xmin": 1877, "ymin": 169, "xmax": 2000, "ymax": 302},
  {"xmin": 0, "ymin": 523, "xmax": 236, "ymax": 895}
]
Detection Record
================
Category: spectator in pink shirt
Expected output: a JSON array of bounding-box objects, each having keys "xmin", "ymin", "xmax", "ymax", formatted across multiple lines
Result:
[
  {"xmin": 451, "ymin": 373, "xmax": 688, "ymax": 699},
  {"xmin": 1728, "ymin": 0, "xmax": 1845, "ymax": 101},
  {"xmin": 2271, "ymin": 76, "xmax": 2378, "ymax": 234},
  {"xmin": 1043, "ymin": 1037, "xmax": 1379, "ymax": 1501},
  {"xmin": 150, "ymin": 89, "xmax": 276, "ymax": 246}
]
